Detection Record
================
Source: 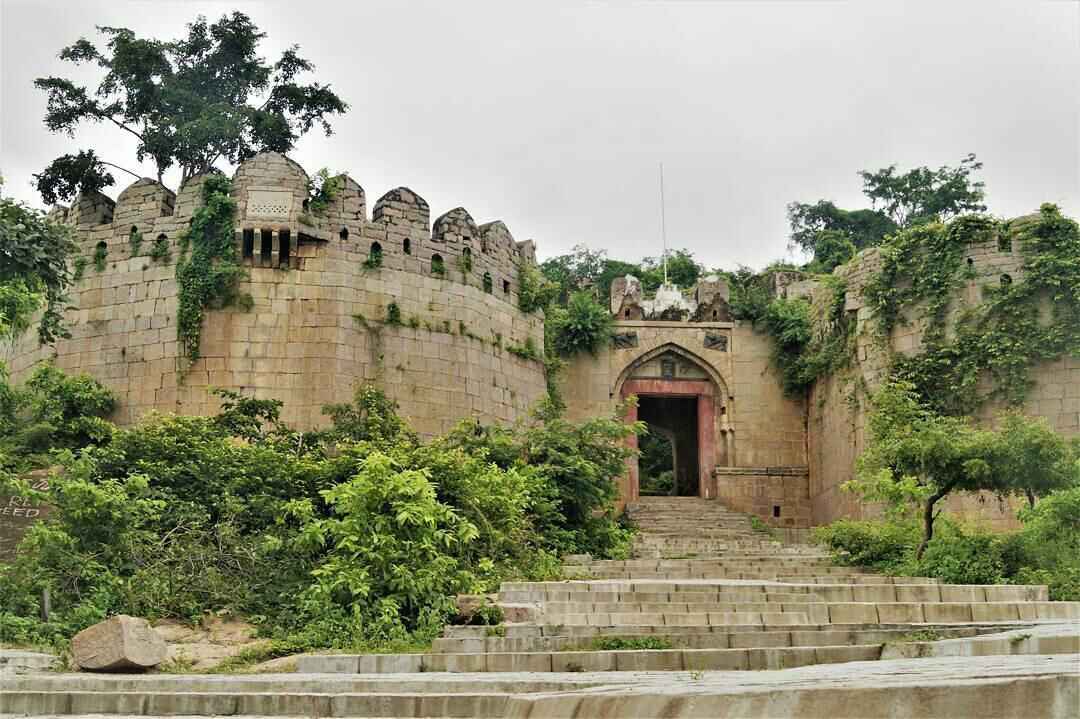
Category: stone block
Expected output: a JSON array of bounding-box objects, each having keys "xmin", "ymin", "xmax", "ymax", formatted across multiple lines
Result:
[
  {"xmin": 970, "ymin": 603, "xmax": 1020, "ymax": 622},
  {"xmin": 551, "ymin": 651, "xmax": 615, "ymax": 672},
  {"xmin": 71, "ymin": 615, "xmax": 168, "ymax": 671},
  {"xmin": 922, "ymin": 603, "xmax": 973, "ymax": 624},
  {"xmin": 827, "ymin": 603, "xmax": 879, "ymax": 625},
  {"xmin": 876, "ymin": 603, "xmax": 925, "ymax": 623}
]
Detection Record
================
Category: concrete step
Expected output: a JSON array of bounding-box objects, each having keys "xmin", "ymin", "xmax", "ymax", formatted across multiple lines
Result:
[
  {"xmin": 433, "ymin": 626, "xmax": 1005, "ymax": 653},
  {"xmin": 298, "ymin": 644, "xmax": 887, "ymax": 674},
  {"xmin": 442, "ymin": 622, "xmax": 1033, "ymax": 641}
]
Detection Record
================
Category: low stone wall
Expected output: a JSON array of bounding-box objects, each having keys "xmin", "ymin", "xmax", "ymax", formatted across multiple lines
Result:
[{"xmin": 714, "ymin": 466, "xmax": 812, "ymax": 529}]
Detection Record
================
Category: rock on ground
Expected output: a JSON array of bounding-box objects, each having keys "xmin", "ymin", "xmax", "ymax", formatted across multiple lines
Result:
[{"xmin": 71, "ymin": 615, "xmax": 168, "ymax": 671}]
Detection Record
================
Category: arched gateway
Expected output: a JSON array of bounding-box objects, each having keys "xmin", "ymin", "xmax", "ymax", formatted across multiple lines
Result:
[{"xmin": 615, "ymin": 343, "xmax": 732, "ymax": 502}]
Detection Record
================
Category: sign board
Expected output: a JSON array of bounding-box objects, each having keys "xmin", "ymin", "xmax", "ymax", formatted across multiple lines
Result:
[{"xmin": 0, "ymin": 470, "xmax": 52, "ymax": 560}]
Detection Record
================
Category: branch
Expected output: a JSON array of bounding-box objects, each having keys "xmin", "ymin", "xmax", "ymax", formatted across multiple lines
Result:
[
  {"xmin": 98, "ymin": 160, "xmax": 143, "ymax": 181},
  {"xmin": 104, "ymin": 115, "xmax": 146, "ymax": 143}
]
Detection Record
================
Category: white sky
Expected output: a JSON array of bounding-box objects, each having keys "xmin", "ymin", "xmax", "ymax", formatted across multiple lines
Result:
[{"xmin": 1, "ymin": 0, "xmax": 1077, "ymax": 270}]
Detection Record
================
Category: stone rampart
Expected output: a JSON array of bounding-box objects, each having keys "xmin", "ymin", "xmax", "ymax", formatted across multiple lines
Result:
[
  {"xmin": 3, "ymin": 152, "xmax": 547, "ymax": 433},
  {"xmin": 807, "ymin": 228, "xmax": 1080, "ymax": 529}
]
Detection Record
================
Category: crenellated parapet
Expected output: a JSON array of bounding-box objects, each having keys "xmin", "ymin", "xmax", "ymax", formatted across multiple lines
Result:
[
  {"xmin": 12, "ymin": 150, "xmax": 549, "ymax": 433},
  {"xmin": 43, "ymin": 151, "xmax": 539, "ymax": 307}
]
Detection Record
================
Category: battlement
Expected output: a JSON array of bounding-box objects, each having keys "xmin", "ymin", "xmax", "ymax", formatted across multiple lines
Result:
[{"xmin": 49, "ymin": 151, "xmax": 538, "ymax": 308}]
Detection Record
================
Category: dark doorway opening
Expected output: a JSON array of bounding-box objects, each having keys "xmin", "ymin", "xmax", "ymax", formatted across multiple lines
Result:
[{"xmin": 638, "ymin": 395, "xmax": 699, "ymax": 496}]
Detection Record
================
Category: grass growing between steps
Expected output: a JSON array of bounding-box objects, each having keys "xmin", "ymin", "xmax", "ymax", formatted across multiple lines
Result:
[{"xmin": 570, "ymin": 636, "xmax": 675, "ymax": 651}]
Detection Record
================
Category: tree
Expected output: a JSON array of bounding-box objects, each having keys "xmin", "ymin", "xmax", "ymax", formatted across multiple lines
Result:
[
  {"xmin": 804, "ymin": 229, "xmax": 856, "ymax": 273},
  {"xmin": 853, "ymin": 382, "xmax": 1000, "ymax": 558},
  {"xmin": 787, "ymin": 201, "xmax": 897, "ymax": 255},
  {"xmin": 640, "ymin": 249, "xmax": 703, "ymax": 291},
  {"xmin": 0, "ymin": 183, "xmax": 78, "ymax": 344},
  {"xmin": 539, "ymin": 245, "xmax": 607, "ymax": 304},
  {"xmin": 860, "ymin": 153, "xmax": 987, "ymax": 228},
  {"xmin": 788, "ymin": 155, "xmax": 985, "ymax": 269},
  {"xmin": 994, "ymin": 412, "xmax": 1077, "ymax": 508},
  {"xmin": 34, "ymin": 12, "xmax": 348, "ymax": 202}
]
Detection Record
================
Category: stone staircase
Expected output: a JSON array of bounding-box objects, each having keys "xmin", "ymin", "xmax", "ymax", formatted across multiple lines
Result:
[{"xmin": 4, "ymin": 496, "xmax": 1078, "ymax": 717}]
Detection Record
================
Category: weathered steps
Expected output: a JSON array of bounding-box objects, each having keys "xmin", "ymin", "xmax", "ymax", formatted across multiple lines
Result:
[
  {"xmin": 5, "ymin": 655, "xmax": 1078, "ymax": 718},
  {"xmin": 433, "ymin": 625, "xmax": 1013, "ymax": 653},
  {"xmin": 299, "ymin": 644, "xmax": 887, "ymax": 673}
]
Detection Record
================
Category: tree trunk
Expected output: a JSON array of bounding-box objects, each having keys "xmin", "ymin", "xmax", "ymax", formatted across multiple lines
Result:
[
  {"xmin": 1026, "ymin": 489, "xmax": 1036, "ymax": 509},
  {"xmin": 916, "ymin": 484, "xmax": 953, "ymax": 560}
]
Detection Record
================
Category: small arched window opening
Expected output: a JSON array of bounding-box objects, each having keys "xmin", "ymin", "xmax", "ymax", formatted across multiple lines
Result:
[
  {"xmin": 998, "ymin": 235, "xmax": 1012, "ymax": 253},
  {"xmin": 431, "ymin": 253, "xmax": 445, "ymax": 276},
  {"xmin": 967, "ymin": 257, "xmax": 974, "ymax": 269},
  {"xmin": 502, "ymin": 279, "xmax": 511, "ymax": 295},
  {"xmin": 339, "ymin": 226, "xmax": 349, "ymax": 241},
  {"xmin": 242, "ymin": 229, "xmax": 255, "ymax": 259},
  {"xmin": 366, "ymin": 241, "xmax": 383, "ymax": 268},
  {"xmin": 483, "ymin": 272, "xmax": 493, "ymax": 293},
  {"xmin": 1001, "ymin": 274, "xmax": 1013, "ymax": 288},
  {"xmin": 403, "ymin": 238, "xmax": 412, "ymax": 255},
  {"xmin": 481, "ymin": 238, "xmax": 489, "ymax": 253},
  {"xmin": 462, "ymin": 247, "xmax": 472, "ymax": 260},
  {"xmin": 712, "ymin": 309, "xmax": 719, "ymax": 320},
  {"xmin": 302, "ymin": 198, "xmax": 310, "ymax": 212},
  {"xmin": 624, "ymin": 309, "xmax": 631, "ymax": 319}
]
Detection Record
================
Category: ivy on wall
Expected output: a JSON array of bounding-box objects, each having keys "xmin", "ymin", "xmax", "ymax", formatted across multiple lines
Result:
[
  {"xmin": 762, "ymin": 275, "xmax": 853, "ymax": 397},
  {"xmin": 863, "ymin": 204, "xmax": 1080, "ymax": 414},
  {"xmin": 175, "ymin": 175, "xmax": 249, "ymax": 363}
]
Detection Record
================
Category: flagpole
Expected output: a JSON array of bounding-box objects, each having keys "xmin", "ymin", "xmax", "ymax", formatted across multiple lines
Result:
[{"xmin": 660, "ymin": 162, "xmax": 668, "ymax": 285}]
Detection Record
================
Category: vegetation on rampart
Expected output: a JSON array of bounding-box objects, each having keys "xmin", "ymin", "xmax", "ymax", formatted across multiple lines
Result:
[
  {"xmin": 175, "ymin": 175, "xmax": 250, "ymax": 362},
  {"xmin": 0, "ymin": 182, "xmax": 77, "ymax": 344},
  {"xmin": 865, "ymin": 204, "xmax": 1080, "ymax": 413}
]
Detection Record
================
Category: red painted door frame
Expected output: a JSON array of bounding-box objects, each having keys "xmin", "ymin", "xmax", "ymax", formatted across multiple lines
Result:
[{"xmin": 620, "ymin": 379, "xmax": 716, "ymax": 503}]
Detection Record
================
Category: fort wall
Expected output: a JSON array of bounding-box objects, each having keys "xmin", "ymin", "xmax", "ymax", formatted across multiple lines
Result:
[
  {"xmin": 2, "ymin": 152, "xmax": 547, "ymax": 434},
  {"xmin": 807, "ymin": 230, "xmax": 1080, "ymax": 530}
]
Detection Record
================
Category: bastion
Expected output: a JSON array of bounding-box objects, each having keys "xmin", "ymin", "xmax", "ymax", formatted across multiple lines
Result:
[{"xmin": 1, "ymin": 152, "xmax": 547, "ymax": 435}]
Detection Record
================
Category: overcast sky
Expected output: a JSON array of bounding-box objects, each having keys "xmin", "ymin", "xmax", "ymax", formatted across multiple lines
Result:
[{"xmin": 1, "ymin": 1, "xmax": 1077, "ymax": 270}]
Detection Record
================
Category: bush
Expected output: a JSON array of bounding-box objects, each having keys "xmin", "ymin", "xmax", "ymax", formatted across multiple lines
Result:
[
  {"xmin": 0, "ymin": 370, "xmax": 639, "ymax": 652},
  {"xmin": 547, "ymin": 292, "xmax": 613, "ymax": 357},
  {"xmin": 815, "ymin": 490, "xmax": 1080, "ymax": 598},
  {"xmin": 918, "ymin": 524, "xmax": 1005, "ymax": 585},
  {"xmin": 812, "ymin": 519, "xmax": 918, "ymax": 570}
]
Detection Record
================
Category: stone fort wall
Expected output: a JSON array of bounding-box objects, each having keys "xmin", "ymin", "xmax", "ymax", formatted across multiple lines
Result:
[
  {"xmin": 807, "ymin": 228, "xmax": 1080, "ymax": 531},
  {"xmin": 1, "ymin": 152, "xmax": 548, "ymax": 434}
]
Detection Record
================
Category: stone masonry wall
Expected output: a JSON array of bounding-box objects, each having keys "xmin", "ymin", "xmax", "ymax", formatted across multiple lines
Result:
[
  {"xmin": 562, "ymin": 321, "xmax": 809, "ymax": 525},
  {"xmin": 808, "ymin": 230, "xmax": 1080, "ymax": 530},
  {"xmin": 2, "ymin": 153, "xmax": 547, "ymax": 435}
]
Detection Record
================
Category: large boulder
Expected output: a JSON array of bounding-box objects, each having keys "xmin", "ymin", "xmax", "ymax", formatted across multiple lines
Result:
[{"xmin": 71, "ymin": 615, "xmax": 168, "ymax": 671}]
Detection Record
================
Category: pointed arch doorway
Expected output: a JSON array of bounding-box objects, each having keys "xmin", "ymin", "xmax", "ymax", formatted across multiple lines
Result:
[{"xmin": 616, "ymin": 344, "xmax": 728, "ymax": 503}]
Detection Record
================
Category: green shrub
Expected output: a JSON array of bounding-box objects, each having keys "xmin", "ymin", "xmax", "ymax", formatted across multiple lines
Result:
[
  {"xmin": 150, "ymin": 235, "xmax": 171, "ymax": 263},
  {"xmin": 547, "ymin": 292, "xmax": 613, "ymax": 357},
  {"xmin": 917, "ymin": 525, "xmax": 1005, "ymax": 585},
  {"xmin": 812, "ymin": 519, "xmax": 918, "ymax": 570},
  {"xmin": 0, "ymin": 370, "xmax": 639, "ymax": 652}
]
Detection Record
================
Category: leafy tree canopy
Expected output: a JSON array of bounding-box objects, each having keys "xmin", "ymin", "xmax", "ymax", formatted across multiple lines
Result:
[
  {"xmin": 0, "ymin": 182, "xmax": 77, "ymax": 344},
  {"xmin": 33, "ymin": 12, "xmax": 348, "ymax": 203},
  {"xmin": 850, "ymin": 381, "xmax": 1077, "ymax": 558},
  {"xmin": 539, "ymin": 245, "xmax": 704, "ymax": 307},
  {"xmin": 788, "ymin": 154, "xmax": 985, "ymax": 271}
]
